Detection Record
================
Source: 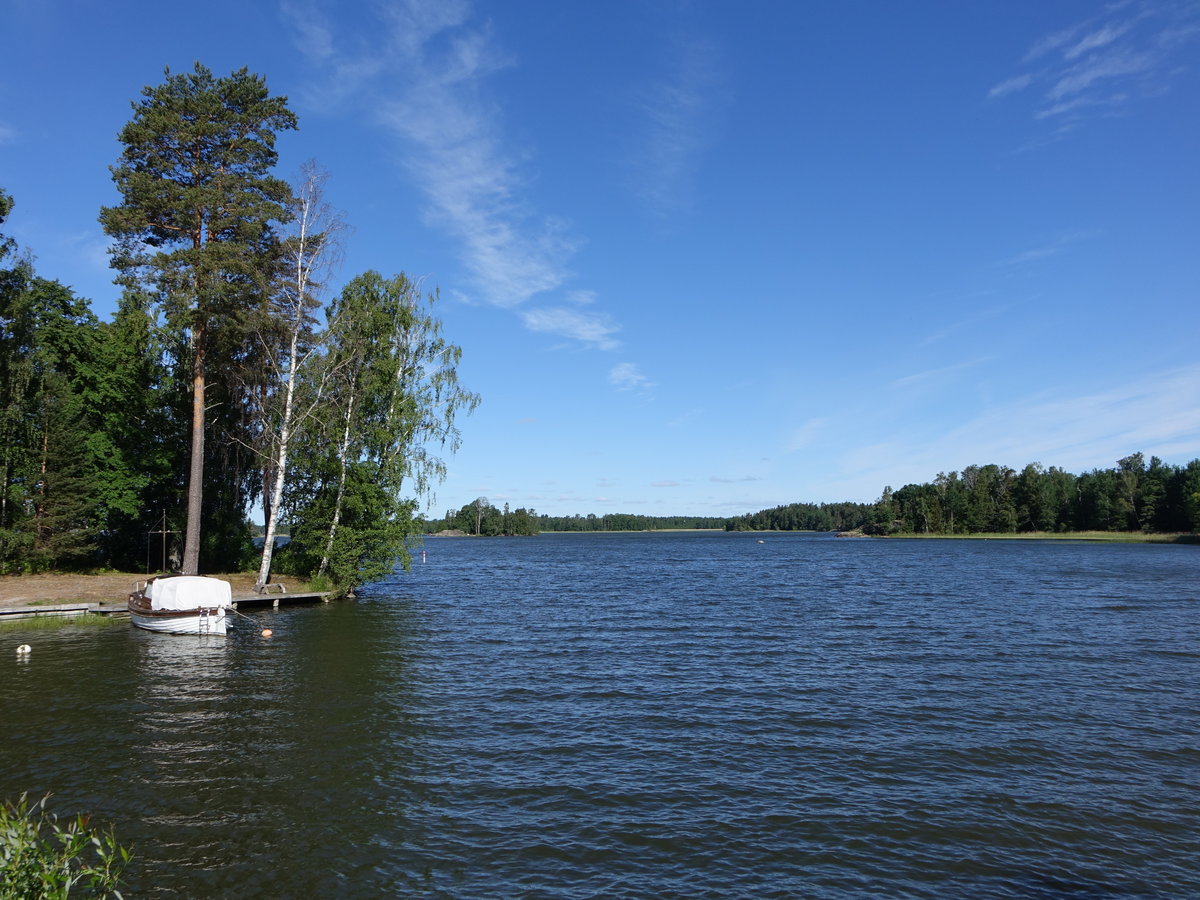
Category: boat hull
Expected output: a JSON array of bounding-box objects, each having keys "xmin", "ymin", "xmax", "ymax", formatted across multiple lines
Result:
[
  {"xmin": 128, "ymin": 578, "xmax": 232, "ymax": 636},
  {"xmin": 128, "ymin": 606, "xmax": 229, "ymax": 635}
]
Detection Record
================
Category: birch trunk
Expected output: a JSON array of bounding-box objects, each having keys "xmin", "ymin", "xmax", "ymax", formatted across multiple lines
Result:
[
  {"xmin": 317, "ymin": 390, "xmax": 355, "ymax": 577},
  {"xmin": 254, "ymin": 329, "xmax": 300, "ymax": 590}
]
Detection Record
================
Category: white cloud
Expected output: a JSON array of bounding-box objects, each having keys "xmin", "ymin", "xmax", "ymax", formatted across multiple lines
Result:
[
  {"xmin": 1063, "ymin": 21, "xmax": 1137, "ymax": 60},
  {"xmin": 825, "ymin": 364, "xmax": 1200, "ymax": 500},
  {"xmin": 890, "ymin": 359, "xmax": 987, "ymax": 390},
  {"xmin": 652, "ymin": 480, "xmax": 680, "ymax": 488},
  {"xmin": 0, "ymin": 122, "xmax": 14, "ymax": 144},
  {"xmin": 289, "ymin": 0, "xmax": 618, "ymax": 350},
  {"xmin": 989, "ymin": 3, "xmax": 1200, "ymax": 128},
  {"xmin": 522, "ymin": 306, "xmax": 620, "ymax": 350},
  {"xmin": 988, "ymin": 73, "xmax": 1035, "ymax": 99},
  {"xmin": 991, "ymin": 230, "xmax": 1096, "ymax": 268},
  {"xmin": 609, "ymin": 361, "xmax": 653, "ymax": 390},
  {"xmin": 632, "ymin": 32, "xmax": 727, "ymax": 219},
  {"xmin": 279, "ymin": 0, "xmax": 335, "ymax": 61},
  {"xmin": 1047, "ymin": 48, "xmax": 1153, "ymax": 102},
  {"xmin": 786, "ymin": 417, "xmax": 827, "ymax": 452}
]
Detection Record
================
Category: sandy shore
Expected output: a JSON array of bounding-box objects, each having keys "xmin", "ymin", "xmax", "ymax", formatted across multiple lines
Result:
[{"xmin": 0, "ymin": 572, "xmax": 264, "ymax": 609}]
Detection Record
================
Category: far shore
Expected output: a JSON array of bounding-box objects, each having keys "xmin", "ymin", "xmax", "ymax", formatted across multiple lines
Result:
[
  {"xmin": 877, "ymin": 530, "xmax": 1197, "ymax": 543},
  {"xmin": 3, "ymin": 530, "xmax": 1194, "ymax": 609}
]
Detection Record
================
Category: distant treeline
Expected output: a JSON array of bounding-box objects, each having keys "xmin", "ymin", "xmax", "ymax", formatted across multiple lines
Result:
[
  {"xmin": 437, "ymin": 453, "xmax": 1200, "ymax": 539},
  {"xmin": 423, "ymin": 500, "xmax": 725, "ymax": 535},
  {"xmin": 868, "ymin": 454, "xmax": 1199, "ymax": 535},
  {"xmin": 724, "ymin": 502, "xmax": 872, "ymax": 533},
  {"xmin": 732, "ymin": 453, "xmax": 1200, "ymax": 536},
  {"xmin": 535, "ymin": 513, "xmax": 728, "ymax": 532}
]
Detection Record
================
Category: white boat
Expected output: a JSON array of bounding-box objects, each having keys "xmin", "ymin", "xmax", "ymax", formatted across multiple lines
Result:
[{"xmin": 128, "ymin": 575, "xmax": 234, "ymax": 635}]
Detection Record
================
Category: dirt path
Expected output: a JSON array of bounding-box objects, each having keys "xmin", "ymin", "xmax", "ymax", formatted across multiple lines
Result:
[{"xmin": 0, "ymin": 573, "xmax": 263, "ymax": 608}]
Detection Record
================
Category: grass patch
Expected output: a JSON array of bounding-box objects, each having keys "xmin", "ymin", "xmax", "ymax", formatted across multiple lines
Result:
[{"xmin": 0, "ymin": 613, "xmax": 122, "ymax": 634}]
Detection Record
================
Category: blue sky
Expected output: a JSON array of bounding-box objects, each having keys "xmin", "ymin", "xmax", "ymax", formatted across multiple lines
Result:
[{"xmin": 2, "ymin": 1, "xmax": 1198, "ymax": 517}]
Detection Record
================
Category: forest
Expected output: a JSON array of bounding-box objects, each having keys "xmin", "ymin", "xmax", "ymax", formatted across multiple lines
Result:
[
  {"xmin": 434, "ymin": 453, "xmax": 1200, "ymax": 539},
  {"xmin": 422, "ymin": 501, "xmax": 728, "ymax": 535},
  {"xmin": 726, "ymin": 454, "xmax": 1200, "ymax": 536},
  {"xmin": 0, "ymin": 64, "xmax": 477, "ymax": 589}
]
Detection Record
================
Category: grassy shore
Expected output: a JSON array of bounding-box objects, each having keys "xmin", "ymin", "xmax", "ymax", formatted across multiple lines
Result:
[
  {"xmin": 882, "ymin": 531, "xmax": 1197, "ymax": 544},
  {"xmin": 0, "ymin": 613, "xmax": 121, "ymax": 634}
]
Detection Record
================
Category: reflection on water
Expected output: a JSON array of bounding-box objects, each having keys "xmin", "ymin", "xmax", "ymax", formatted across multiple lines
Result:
[{"xmin": 1, "ymin": 534, "xmax": 1198, "ymax": 897}]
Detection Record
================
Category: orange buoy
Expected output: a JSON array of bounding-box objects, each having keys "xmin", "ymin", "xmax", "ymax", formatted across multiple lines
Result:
[{"xmin": 261, "ymin": 629, "xmax": 273, "ymax": 638}]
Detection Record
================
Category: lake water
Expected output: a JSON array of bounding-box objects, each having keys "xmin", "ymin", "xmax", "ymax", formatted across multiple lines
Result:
[{"xmin": 1, "ymin": 532, "xmax": 1198, "ymax": 898}]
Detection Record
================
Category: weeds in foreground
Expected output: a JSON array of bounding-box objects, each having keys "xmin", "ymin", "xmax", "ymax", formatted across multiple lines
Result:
[{"xmin": 0, "ymin": 794, "xmax": 130, "ymax": 899}]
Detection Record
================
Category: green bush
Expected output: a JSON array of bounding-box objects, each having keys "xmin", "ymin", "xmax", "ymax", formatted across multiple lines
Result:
[{"xmin": 0, "ymin": 794, "xmax": 130, "ymax": 899}]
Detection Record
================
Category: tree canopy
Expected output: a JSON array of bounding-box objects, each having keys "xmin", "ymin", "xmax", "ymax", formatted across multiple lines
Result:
[
  {"xmin": 100, "ymin": 63, "xmax": 298, "ymax": 574},
  {"xmin": 0, "ymin": 65, "xmax": 477, "ymax": 589}
]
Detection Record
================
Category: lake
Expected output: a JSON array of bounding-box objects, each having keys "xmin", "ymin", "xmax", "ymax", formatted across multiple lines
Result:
[{"xmin": 1, "ymin": 532, "xmax": 1197, "ymax": 897}]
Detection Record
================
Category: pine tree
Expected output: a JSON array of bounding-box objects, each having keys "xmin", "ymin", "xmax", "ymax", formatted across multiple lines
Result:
[{"xmin": 100, "ymin": 63, "xmax": 297, "ymax": 574}]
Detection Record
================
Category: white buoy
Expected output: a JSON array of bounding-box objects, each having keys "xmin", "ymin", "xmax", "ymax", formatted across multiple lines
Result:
[
  {"xmin": 261, "ymin": 629, "xmax": 273, "ymax": 638},
  {"xmin": 16, "ymin": 644, "xmax": 31, "ymax": 655}
]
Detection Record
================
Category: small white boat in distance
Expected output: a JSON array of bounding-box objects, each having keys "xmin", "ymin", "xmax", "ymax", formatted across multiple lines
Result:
[{"xmin": 128, "ymin": 575, "xmax": 233, "ymax": 635}]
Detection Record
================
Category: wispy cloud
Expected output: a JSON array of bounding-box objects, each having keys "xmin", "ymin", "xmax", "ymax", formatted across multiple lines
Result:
[
  {"xmin": 609, "ymin": 362, "xmax": 653, "ymax": 390},
  {"xmin": 710, "ymin": 475, "xmax": 763, "ymax": 484},
  {"xmin": 988, "ymin": 2, "xmax": 1200, "ymax": 129},
  {"xmin": 652, "ymin": 480, "xmax": 681, "ymax": 488},
  {"xmin": 891, "ymin": 359, "xmax": 988, "ymax": 390},
  {"xmin": 631, "ymin": 32, "xmax": 727, "ymax": 219},
  {"xmin": 281, "ymin": 0, "xmax": 621, "ymax": 350},
  {"xmin": 522, "ymin": 307, "xmax": 620, "ymax": 350},
  {"xmin": 824, "ymin": 363, "xmax": 1200, "ymax": 500},
  {"xmin": 988, "ymin": 73, "xmax": 1035, "ymax": 99},
  {"xmin": 786, "ymin": 417, "xmax": 827, "ymax": 453},
  {"xmin": 279, "ymin": 0, "xmax": 336, "ymax": 61},
  {"xmin": 991, "ymin": 229, "xmax": 1096, "ymax": 268}
]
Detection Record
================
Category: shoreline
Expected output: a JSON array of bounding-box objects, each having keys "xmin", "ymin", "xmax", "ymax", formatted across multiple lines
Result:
[
  {"xmin": 3, "ymin": 530, "xmax": 1194, "ymax": 608},
  {"xmin": 877, "ymin": 531, "xmax": 1197, "ymax": 544},
  {"xmin": 0, "ymin": 571, "xmax": 270, "ymax": 610}
]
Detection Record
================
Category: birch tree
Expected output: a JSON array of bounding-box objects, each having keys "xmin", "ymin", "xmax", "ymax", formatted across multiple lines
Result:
[
  {"xmin": 287, "ymin": 271, "xmax": 478, "ymax": 590},
  {"xmin": 253, "ymin": 162, "xmax": 343, "ymax": 590}
]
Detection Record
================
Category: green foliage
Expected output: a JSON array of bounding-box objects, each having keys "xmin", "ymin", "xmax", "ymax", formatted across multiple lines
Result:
[
  {"xmin": 724, "ymin": 501, "xmax": 869, "ymax": 533},
  {"xmin": 0, "ymin": 794, "xmax": 130, "ymax": 899},
  {"xmin": 279, "ymin": 271, "xmax": 477, "ymax": 591},
  {"xmin": 0, "ymin": 276, "xmax": 107, "ymax": 572},
  {"xmin": 434, "ymin": 498, "xmax": 540, "ymax": 535},
  {"xmin": 100, "ymin": 63, "xmax": 298, "ymax": 574},
  {"xmin": 530, "ymin": 513, "xmax": 728, "ymax": 532},
  {"xmin": 873, "ymin": 454, "xmax": 1200, "ymax": 536},
  {"xmin": 0, "ymin": 614, "xmax": 121, "ymax": 634},
  {"xmin": 723, "ymin": 454, "xmax": 1200, "ymax": 537}
]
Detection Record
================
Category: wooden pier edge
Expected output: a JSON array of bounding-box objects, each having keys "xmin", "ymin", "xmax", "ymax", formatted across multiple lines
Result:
[{"xmin": 1, "ymin": 590, "xmax": 334, "ymax": 621}]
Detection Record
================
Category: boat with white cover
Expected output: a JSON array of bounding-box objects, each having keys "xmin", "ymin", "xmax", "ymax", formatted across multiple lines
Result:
[{"xmin": 128, "ymin": 575, "xmax": 233, "ymax": 635}]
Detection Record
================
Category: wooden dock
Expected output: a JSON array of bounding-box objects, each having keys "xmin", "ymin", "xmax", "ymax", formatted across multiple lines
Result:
[
  {"xmin": 1, "ymin": 587, "xmax": 334, "ymax": 622},
  {"xmin": 230, "ymin": 587, "xmax": 333, "ymax": 608},
  {"xmin": 0, "ymin": 602, "xmax": 130, "ymax": 622}
]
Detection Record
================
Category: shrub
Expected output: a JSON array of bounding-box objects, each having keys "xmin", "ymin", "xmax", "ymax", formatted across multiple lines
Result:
[{"xmin": 0, "ymin": 794, "xmax": 130, "ymax": 899}]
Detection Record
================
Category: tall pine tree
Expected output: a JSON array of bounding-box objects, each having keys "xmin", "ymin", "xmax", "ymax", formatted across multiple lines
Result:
[{"xmin": 100, "ymin": 63, "xmax": 297, "ymax": 574}]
